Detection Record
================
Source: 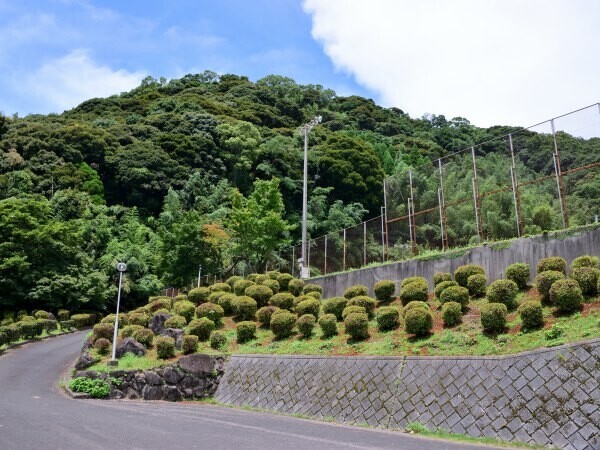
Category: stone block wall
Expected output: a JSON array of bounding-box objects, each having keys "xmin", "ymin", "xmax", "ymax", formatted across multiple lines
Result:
[{"xmin": 215, "ymin": 340, "xmax": 600, "ymax": 450}]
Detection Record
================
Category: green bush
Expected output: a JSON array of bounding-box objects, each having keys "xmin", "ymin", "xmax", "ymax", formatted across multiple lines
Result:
[
  {"xmin": 20, "ymin": 315, "xmax": 35, "ymax": 323},
  {"xmin": 34, "ymin": 310, "xmax": 51, "ymax": 320},
  {"xmin": 550, "ymin": 278, "xmax": 583, "ymax": 314},
  {"xmin": 404, "ymin": 308, "xmax": 433, "ymax": 336},
  {"xmin": 433, "ymin": 272, "xmax": 452, "ymax": 286},
  {"xmin": 171, "ymin": 300, "xmax": 194, "ymax": 322},
  {"xmin": 434, "ymin": 280, "xmax": 459, "ymax": 299},
  {"xmin": 486, "ymin": 279, "xmax": 519, "ymax": 310},
  {"xmin": 343, "ymin": 285, "xmax": 368, "ymax": 299},
  {"xmin": 296, "ymin": 314, "xmax": 316, "ymax": 338},
  {"xmin": 441, "ymin": 302, "xmax": 462, "ymax": 327},
  {"xmin": 401, "ymin": 277, "xmax": 428, "ymax": 288},
  {"xmin": 288, "ymin": 278, "xmax": 305, "ymax": 296},
  {"xmin": 236, "ymin": 321, "xmax": 256, "ymax": 343},
  {"xmin": 217, "ymin": 293, "xmax": 237, "ymax": 315},
  {"xmin": 571, "ymin": 255, "xmax": 599, "ymax": 270},
  {"xmin": 120, "ymin": 324, "xmax": 144, "ymax": 339},
  {"xmin": 195, "ymin": 303, "xmax": 225, "ymax": 325},
  {"xmin": 269, "ymin": 292, "xmax": 295, "ymax": 311},
  {"xmin": 164, "ymin": 315, "xmax": 187, "ymax": 329},
  {"xmin": 186, "ymin": 318, "xmax": 215, "ymax": 341},
  {"xmin": 182, "ymin": 335, "xmax": 198, "ymax": 355},
  {"xmin": 59, "ymin": 320, "xmax": 75, "ymax": 331},
  {"xmin": 210, "ymin": 331, "xmax": 228, "ymax": 350},
  {"xmin": 256, "ymin": 306, "xmax": 280, "ymax": 327},
  {"xmin": 100, "ymin": 314, "xmax": 119, "ymax": 325},
  {"xmin": 57, "ymin": 309, "xmax": 70, "ymax": 321},
  {"xmin": 322, "ymin": 297, "xmax": 348, "ymax": 321},
  {"xmin": 0, "ymin": 324, "xmax": 20, "ymax": 343},
  {"xmin": 94, "ymin": 338, "xmax": 111, "ymax": 355},
  {"xmin": 132, "ymin": 328, "xmax": 154, "ymax": 348},
  {"xmin": 69, "ymin": 377, "xmax": 110, "ymax": 398},
  {"xmin": 467, "ymin": 274, "xmax": 487, "ymax": 298},
  {"xmin": 295, "ymin": 298, "xmax": 321, "ymax": 319},
  {"xmin": 245, "ymin": 284, "xmax": 274, "ymax": 307},
  {"xmin": 208, "ymin": 291, "xmax": 227, "ymax": 304},
  {"xmin": 342, "ymin": 305, "xmax": 367, "ymax": 320},
  {"xmin": 93, "ymin": 323, "xmax": 114, "ymax": 341},
  {"xmin": 188, "ymin": 287, "xmax": 210, "ymax": 304},
  {"xmin": 399, "ymin": 282, "xmax": 429, "ymax": 306},
  {"xmin": 210, "ymin": 282, "xmax": 231, "ymax": 293},
  {"xmin": 344, "ymin": 312, "xmax": 369, "ymax": 340},
  {"xmin": 305, "ymin": 291, "xmax": 321, "ymax": 301},
  {"xmin": 535, "ymin": 270, "xmax": 565, "ymax": 302},
  {"xmin": 225, "ymin": 276, "xmax": 243, "ymax": 290},
  {"xmin": 270, "ymin": 311, "xmax": 297, "ymax": 339},
  {"xmin": 518, "ymin": 300, "xmax": 544, "ymax": 331},
  {"xmin": 376, "ymin": 306, "xmax": 400, "ymax": 331},
  {"xmin": 537, "ymin": 256, "xmax": 566, "ymax": 275},
  {"xmin": 17, "ymin": 321, "xmax": 41, "ymax": 339},
  {"xmin": 480, "ymin": 303, "xmax": 507, "ymax": 333},
  {"xmin": 373, "ymin": 280, "xmax": 396, "ymax": 303},
  {"xmin": 293, "ymin": 295, "xmax": 313, "ymax": 309},
  {"xmin": 571, "ymin": 267, "xmax": 600, "ymax": 296},
  {"xmin": 505, "ymin": 263, "xmax": 530, "ymax": 290},
  {"xmin": 347, "ymin": 296, "xmax": 376, "ymax": 318},
  {"xmin": 262, "ymin": 279, "xmax": 280, "ymax": 294},
  {"xmin": 234, "ymin": 279, "xmax": 255, "ymax": 296},
  {"xmin": 276, "ymin": 273, "xmax": 294, "ymax": 291},
  {"xmin": 38, "ymin": 318, "xmax": 58, "ymax": 333},
  {"xmin": 402, "ymin": 301, "xmax": 430, "ymax": 317},
  {"xmin": 266, "ymin": 270, "xmax": 281, "ymax": 280},
  {"xmin": 246, "ymin": 273, "xmax": 259, "ymax": 282},
  {"xmin": 303, "ymin": 283, "xmax": 323, "ymax": 295},
  {"xmin": 254, "ymin": 274, "xmax": 268, "ymax": 284},
  {"xmin": 147, "ymin": 298, "xmax": 171, "ymax": 313},
  {"xmin": 155, "ymin": 336, "xmax": 176, "ymax": 359},
  {"xmin": 174, "ymin": 294, "xmax": 188, "ymax": 302},
  {"xmin": 128, "ymin": 313, "xmax": 149, "ymax": 327},
  {"xmin": 454, "ymin": 265, "xmax": 485, "ymax": 287},
  {"xmin": 318, "ymin": 314, "xmax": 338, "ymax": 338},
  {"xmin": 440, "ymin": 286, "xmax": 470, "ymax": 309},
  {"xmin": 233, "ymin": 296, "xmax": 258, "ymax": 321}
]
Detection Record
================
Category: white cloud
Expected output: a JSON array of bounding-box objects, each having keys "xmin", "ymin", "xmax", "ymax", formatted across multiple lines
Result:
[
  {"xmin": 303, "ymin": 0, "xmax": 600, "ymax": 128},
  {"xmin": 22, "ymin": 49, "xmax": 146, "ymax": 114}
]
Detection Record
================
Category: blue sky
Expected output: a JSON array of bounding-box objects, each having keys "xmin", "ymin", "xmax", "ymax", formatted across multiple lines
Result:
[{"xmin": 0, "ymin": 0, "xmax": 598, "ymax": 132}]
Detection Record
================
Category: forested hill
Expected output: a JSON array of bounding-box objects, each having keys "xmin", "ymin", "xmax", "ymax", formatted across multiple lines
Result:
[{"xmin": 0, "ymin": 71, "xmax": 597, "ymax": 313}]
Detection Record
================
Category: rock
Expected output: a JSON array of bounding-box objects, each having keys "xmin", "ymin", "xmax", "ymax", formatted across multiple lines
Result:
[
  {"xmin": 74, "ymin": 351, "xmax": 98, "ymax": 370},
  {"xmin": 163, "ymin": 366, "xmax": 183, "ymax": 385},
  {"xmin": 148, "ymin": 312, "xmax": 171, "ymax": 334},
  {"xmin": 163, "ymin": 385, "xmax": 182, "ymax": 402},
  {"xmin": 116, "ymin": 338, "xmax": 146, "ymax": 358},
  {"xmin": 193, "ymin": 386, "xmax": 206, "ymax": 398},
  {"xmin": 126, "ymin": 388, "xmax": 140, "ymax": 400},
  {"xmin": 161, "ymin": 328, "xmax": 184, "ymax": 349},
  {"xmin": 74, "ymin": 369, "xmax": 98, "ymax": 379},
  {"xmin": 178, "ymin": 375, "xmax": 199, "ymax": 390},
  {"xmin": 182, "ymin": 388, "xmax": 193, "ymax": 398},
  {"xmin": 178, "ymin": 354, "xmax": 214, "ymax": 376},
  {"xmin": 109, "ymin": 386, "xmax": 124, "ymax": 399},
  {"xmin": 142, "ymin": 385, "xmax": 164, "ymax": 401},
  {"xmin": 144, "ymin": 370, "xmax": 163, "ymax": 386},
  {"xmin": 47, "ymin": 312, "xmax": 56, "ymax": 321}
]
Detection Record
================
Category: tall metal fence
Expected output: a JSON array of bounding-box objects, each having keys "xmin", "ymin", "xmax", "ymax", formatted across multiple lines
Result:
[{"xmin": 277, "ymin": 103, "xmax": 600, "ymax": 277}]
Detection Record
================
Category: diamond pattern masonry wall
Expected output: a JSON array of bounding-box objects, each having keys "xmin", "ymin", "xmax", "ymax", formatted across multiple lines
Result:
[{"xmin": 215, "ymin": 339, "xmax": 599, "ymax": 450}]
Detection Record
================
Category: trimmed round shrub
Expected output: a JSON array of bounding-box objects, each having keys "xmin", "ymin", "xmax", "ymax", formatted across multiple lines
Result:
[
  {"xmin": 433, "ymin": 272, "xmax": 452, "ymax": 286},
  {"xmin": 537, "ymin": 256, "xmax": 566, "ymax": 275},
  {"xmin": 174, "ymin": 294, "xmax": 188, "ymax": 302},
  {"xmin": 210, "ymin": 331, "xmax": 228, "ymax": 350},
  {"xmin": 269, "ymin": 292, "xmax": 295, "ymax": 311},
  {"xmin": 505, "ymin": 263, "xmax": 530, "ymax": 290},
  {"xmin": 153, "ymin": 309, "xmax": 170, "ymax": 317},
  {"xmin": 132, "ymin": 328, "xmax": 154, "ymax": 348},
  {"xmin": 434, "ymin": 280, "xmax": 459, "ymax": 299},
  {"xmin": 347, "ymin": 296, "xmax": 376, "ymax": 318},
  {"xmin": 467, "ymin": 274, "xmax": 487, "ymax": 298},
  {"xmin": 246, "ymin": 273, "xmax": 259, "ymax": 282},
  {"xmin": 38, "ymin": 318, "xmax": 57, "ymax": 333},
  {"xmin": 486, "ymin": 279, "xmax": 519, "ymax": 310},
  {"xmin": 234, "ymin": 279, "xmax": 255, "ymax": 296},
  {"xmin": 18, "ymin": 320, "xmax": 41, "ymax": 339},
  {"xmin": 164, "ymin": 315, "xmax": 187, "ymax": 329},
  {"xmin": 318, "ymin": 314, "xmax": 337, "ymax": 338},
  {"xmin": 536, "ymin": 270, "xmax": 565, "ymax": 302},
  {"xmin": 208, "ymin": 291, "xmax": 227, "ymax": 304},
  {"xmin": 344, "ymin": 312, "xmax": 369, "ymax": 340},
  {"xmin": 173, "ymin": 300, "xmax": 196, "ymax": 322},
  {"xmin": 440, "ymin": 286, "xmax": 469, "ymax": 309},
  {"xmin": 71, "ymin": 313, "xmax": 96, "ymax": 328},
  {"xmin": 571, "ymin": 255, "xmax": 600, "ymax": 270},
  {"xmin": 94, "ymin": 338, "xmax": 110, "ymax": 355},
  {"xmin": 182, "ymin": 335, "xmax": 198, "ymax": 355},
  {"xmin": 322, "ymin": 297, "xmax": 348, "ymax": 321},
  {"xmin": 399, "ymin": 282, "xmax": 428, "ymax": 306},
  {"xmin": 402, "ymin": 301, "xmax": 430, "ymax": 317},
  {"xmin": 101, "ymin": 314, "xmax": 124, "ymax": 326},
  {"xmin": 454, "ymin": 265, "xmax": 485, "ymax": 287},
  {"xmin": 293, "ymin": 295, "xmax": 313, "ymax": 309},
  {"xmin": 270, "ymin": 311, "xmax": 297, "ymax": 339},
  {"xmin": 374, "ymin": 280, "xmax": 396, "ymax": 303},
  {"xmin": 210, "ymin": 282, "xmax": 231, "ymax": 293},
  {"xmin": 401, "ymin": 277, "xmax": 428, "ymax": 288},
  {"xmin": 19, "ymin": 315, "xmax": 35, "ymax": 323},
  {"xmin": 186, "ymin": 318, "xmax": 215, "ymax": 341},
  {"xmin": 297, "ymin": 314, "xmax": 316, "ymax": 338},
  {"xmin": 571, "ymin": 267, "xmax": 600, "ymax": 296},
  {"xmin": 225, "ymin": 276, "xmax": 242, "ymax": 290},
  {"xmin": 121, "ymin": 324, "xmax": 144, "ymax": 339},
  {"xmin": 266, "ymin": 271, "xmax": 281, "ymax": 280},
  {"xmin": 262, "ymin": 279, "xmax": 280, "ymax": 294},
  {"xmin": 295, "ymin": 298, "xmax": 321, "ymax": 319},
  {"xmin": 441, "ymin": 302, "xmax": 462, "ymax": 327},
  {"xmin": 480, "ymin": 303, "xmax": 507, "ymax": 333},
  {"xmin": 34, "ymin": 310, "xmax": 51, "ymax": 320},
  {"xmin": 288, "ymin": 278, "xmax": 305, "ymax": 296},
  {"xmin": 188, "ymin": 287, "xmax": 210, "ymax": 304},
  {"xmin": 128, "ymin": 313, "xmax": 149, "ymax": 327},
  {"xmin": 57, "ymin": 309, "xmax": 70, "ymax": 321},
  {"xmin": 376, "ymin": 306, "xmax": 400, "ymax": 331},
  {"xmin": 236, "ymin": 321, "xmax": 256, "ymax": 343},
  {"xmin": 518, "ymin": 300, "xmax": 544, "ymax": 331},
  {"xmin": 195, "ymin": 303, "xmax": 225, "ymax": 325},
  {"xmin": 305, "ymin": 291, "xmax": 321, "ymax": 301},
  {"xmin": 277, "ymin": 273, "xmax": 294, "ymax": 291},
  {"xmin": 550, "ymin": 278, "xmax": 583, "ymax": 314},
  {"xmin": 233, "ymin": 296, "xmax": 258, "ymax": 321},
  {"xmin": 254, "ymin": 274, "xmax": 268, "ymax": 285},
  {"xmin": 303, "ymin": 283, "xmax": 323, "ymax": 295},
  {"xmin": 217, "ymin": 293, "xmax": 237, "ymax": 315},
  {"xmin": 256, "ymin": 306, "xmax": 280, "ymax": 327},
  {"xmin": 147, "ymin": 298, "xmax": 171, "ymax": 313},
  {"xmin": 343, "ymin": 285, "xmax": 368, "ymax": 299},
  {"xmin": 93, "ymin": 323, "xmax": 114, "ymax": 341},
  {"xmin": 245, "ymin": 285, "xmax": 274, "ymax": 307},
  {"xmin": 155, "ymin": 336, "xmax": 176, "ymax": 359},
  {"xmin": 59, "ymin": 320, "xmax": 75, "ymax": 331},
  {"xmin": 404, "ymin": 308, "xmax": 433, "ymax": 336},
  {"xmin": 342, "ymin": 305, "xmax": 366, "ymax": 320}
]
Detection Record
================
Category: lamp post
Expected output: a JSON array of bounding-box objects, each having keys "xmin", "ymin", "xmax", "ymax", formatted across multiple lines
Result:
[
  {"xmin": 299, "ymin": 115, "xmax": 322, "ymax": 279},
  {"xmin": 109, "ymin": 262, "xmax": 127, "ymax": 365},
  {"xmin": 197, "ymin": 264, "xmax": 202, "ymax": 288}
]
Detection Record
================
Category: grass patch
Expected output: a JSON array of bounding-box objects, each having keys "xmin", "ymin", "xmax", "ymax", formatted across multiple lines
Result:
[{"xmin": 88, "ymin": 350, "xmax": 168, "ymax": 372}]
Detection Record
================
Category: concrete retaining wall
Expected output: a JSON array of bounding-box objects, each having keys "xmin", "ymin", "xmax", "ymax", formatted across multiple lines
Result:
[
  {"xmin": 309, "ymin": 227, "xmax": 600, "ymax": 299},
  {"xmin": 215, "ymin": 340, "xmax": 600, "ymax": 450}
]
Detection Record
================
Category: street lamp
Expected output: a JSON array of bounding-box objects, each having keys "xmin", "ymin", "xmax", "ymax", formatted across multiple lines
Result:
[
  {"xmin": 109, "ymin": 262, "xmax": 127, "ymax": 365},
  {"xmin": 299, "ymin": 115, "xmax": 322, "ymax": 279},
  {"xmin": 197, "ymin": 264, "xmax": 202, "ymax": 288}
]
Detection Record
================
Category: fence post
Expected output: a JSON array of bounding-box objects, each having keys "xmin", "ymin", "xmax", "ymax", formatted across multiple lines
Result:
[
  {"xmin": 437, "ymin": 158, "xmax": 449, "ymax": 250},
  {"xmin": 383, "ymin": 179, "xmax": 390, "ymax": 258},
  {"xmin": 380, "ymin": 208, "xmax": 386, "ymax": 262},
  {"xmin": 363, "ymin": 221, "xmax": 367, "ymax": 266},
  {"xmin": 407, "ymin": 198, "xmax": 413, "ymax": 255},
  {"xmin": 409, "ymin": 170, "xmax": 417, "ymax": 255},
  {"xmin": 343, "ymin": 228, "xmax": 347, "ymax": 271},
  {"xmin": 324, "ymin": 235, "xmax": 328, "ymax": 275},
  {"xmin": 307, "ymin": 240, "xmax": 311, "ymax": 275},
  {"xmin": 471, "ymin": 147, "xmax": 484, "ymax": 242},
  {"xmin": 551, "ymin": 119, "xmax": 569, "ymax": 228},
  {"xmin": 508, "ymin": 134, "xmax": 524, "ymax": 237}
]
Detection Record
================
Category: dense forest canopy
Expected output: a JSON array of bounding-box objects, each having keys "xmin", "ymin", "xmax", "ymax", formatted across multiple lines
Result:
[{"xmin": 1, "ymin": 71, "xmax": 598, "ymax": 313}]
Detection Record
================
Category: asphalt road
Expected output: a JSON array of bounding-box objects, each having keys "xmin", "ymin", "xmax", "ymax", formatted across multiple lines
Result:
[{"xmin": 0, "ymin": 332, "xmax": 507, "ymax": 450}]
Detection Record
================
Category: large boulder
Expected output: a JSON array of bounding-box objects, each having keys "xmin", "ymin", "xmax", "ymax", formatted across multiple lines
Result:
[
  {"xmin": 115, "ymin": 338, "xmax": 146, "ymax": 358},
  {"xmin": 74, "ymin": 351, "xmax": 98, "ymax": 370},
  {"xmin": 178, "ymin": 354, "xmax": 214, "ymax": 376},
  {"xmin": 161, "ymin": 328, "xmax": 184, "ymax": 350},
  {"xmin": 148, "ymin": 312, "xmax": 171, "ymax": 334}
]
